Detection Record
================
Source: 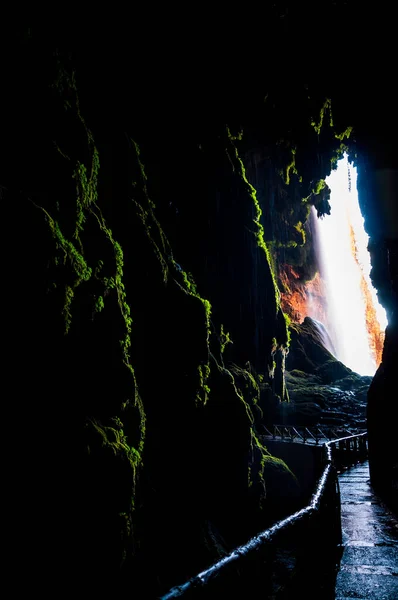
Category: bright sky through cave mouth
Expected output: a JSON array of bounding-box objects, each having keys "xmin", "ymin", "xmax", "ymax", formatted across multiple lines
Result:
[{"xmin": 317, "ymin": 153, "xmax": 388, "ymax": 376}]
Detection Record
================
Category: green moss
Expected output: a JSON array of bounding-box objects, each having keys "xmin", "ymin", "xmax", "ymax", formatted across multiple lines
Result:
[
  {"xmin": 220, "ymin": 324, "xmax": 233, "ymax": 355},
  {"xmin": 284, "ymin": 313, "xmax": 292, "ymax": 347},
  {"xmin": 303, "ymin": 201, "xmax": 312, "ymax": 222},
  {"xmin": 130, "ymin": 139, "xmax": 212, "ymax": 406},
  {"xmin": 293, "ymin": 220, "xmax": 306, "ymax": 245},
  {"xmin": 41, "ymin": 62, "xmax": 146, "ymax": 473},
  {"xmin": 197, "ymin": 364, "xmax": 211, "ymax": 405},
  {"xmin": 90, "ymin": 417, "xmax": 141, "ymax": 480},
  {"xmin": 335, "ymin": 126, "xmax": 353, "ymax": 141},
  {"xmin": 73, "ymin": 148, "xmax": 100, "ymax": 240},
  {"xmin": 331, "ymin": 142, "xmax": 350, "ymax": 169},
  {"xmin": 249, "ymin": 431, "xmax": 296, "ymax": 491},
  {"xmin": 221, "ymin": 363, "xmax": 255, "ymax": 425},
  {"xmin": 130, "ymin": 139, "xmax": 169, "ymax": 282},
  {"xmin": 171, "ymin": 264, "xmax": 212, "ymax": 404},
  {"xmin": 310, "ymin": 100, "xmax": 353, "ymax": 171},
  {"xmin": 269, "ymin": 359, "xmax": 277, "ymax": 378},
  {"xmin": 228, "ymin": 129, "xmax": 244, "ymax": 141},
  {"xmin": 226, "ymin": 127, "xmax": 281, "ymax": 314},
  {"xmin": 216, "ymin": 356, "xmax": 293, "ymax": 498},
  {"xmin": 94, "ymin": 295, "xmax": 105, "ymax": 313},
  {"xmin": 311, "ymin": 98, "xmax": 333, "ymax": 135},
  {"xmin": 38, "ymin": 207, "xmax": 92, "ymax": 333},
  {"xmin": 230, "ymin": 363, "xmax": 260, "ymax": 403},
  {"xmin": 288, "ymin": 369, "xmax": 308, "ymax": 379},
  {"xmin": 313, "ymin": 179, "xmax": 326, "ymax": 195},
  {"xmin": 225, "ymin": 128, "xmax": 294, "ymax": 351},
  {"xmin": 284, "ymin": 147, "xmax": 300, "ymax": 185},
  {"xmin": 63, "ymin": 285, "xmax": 75, "ymax": 333},
  {"xmin": 273, "ymin": 239, "xmax": 299, "ymax": 249}
]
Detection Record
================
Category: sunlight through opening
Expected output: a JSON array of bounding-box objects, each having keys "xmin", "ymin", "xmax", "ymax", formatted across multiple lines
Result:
[{"xmin": 315, "ymin": 154, "xmax": 388, "ymax": 376}]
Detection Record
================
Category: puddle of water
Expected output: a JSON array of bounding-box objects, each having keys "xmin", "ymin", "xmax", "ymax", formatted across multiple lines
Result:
[
  {"xmin": 340, "ymin": 564, "xmax": 398, "ymax": 575},
  {"xmin": 343, "ymin": 501, "xmax": 373, "ymax": 505},
  {"xmin": 345, "ymin": 541, "xmax": 376, "ymax": 547}
]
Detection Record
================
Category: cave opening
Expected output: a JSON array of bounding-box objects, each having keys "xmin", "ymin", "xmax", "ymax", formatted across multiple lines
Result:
[{"xmin": 311, "ymin": 154, "xmax": 388, "ymax": 376}]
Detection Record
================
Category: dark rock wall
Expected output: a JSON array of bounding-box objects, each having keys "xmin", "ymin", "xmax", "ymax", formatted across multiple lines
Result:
[
  {"xmin": 364, "ymin": 169, "xmax": 398, "ymax": 513},
  {"xmin": 3, "ymin": 31, "xmax": 293, "ymax": 596}
]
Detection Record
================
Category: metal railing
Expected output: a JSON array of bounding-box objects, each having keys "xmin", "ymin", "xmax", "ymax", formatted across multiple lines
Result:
[
  {"xmin": 159, "ymin": 432, "xmax": 368, "ymax": 599},
  {"xmin": 332, "ymin": 431, "xmax": 368, "ymax": 470},
  {"xmin": 262, "ymin": 424, "xmax": 359, "ymax": 444}
]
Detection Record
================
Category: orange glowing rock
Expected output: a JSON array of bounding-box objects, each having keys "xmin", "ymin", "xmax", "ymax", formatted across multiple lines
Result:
[
  {"xmin": 280, "ymin": 266, "xmax": 329, "ymax": 326},
  {"xmin": 349, "ymin": 224, "xmax": 384, "ymax": 368}
]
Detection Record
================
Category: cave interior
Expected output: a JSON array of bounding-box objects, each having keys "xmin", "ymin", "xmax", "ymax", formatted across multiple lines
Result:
[{"xmin": 3, "ymin": 10, "xmax": 397, "ymax": 597}]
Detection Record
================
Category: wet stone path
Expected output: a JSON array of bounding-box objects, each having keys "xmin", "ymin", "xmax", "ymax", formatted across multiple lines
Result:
[{"xmin": 335, "ymin": 461, "xmax": 398, "ymax": 599}]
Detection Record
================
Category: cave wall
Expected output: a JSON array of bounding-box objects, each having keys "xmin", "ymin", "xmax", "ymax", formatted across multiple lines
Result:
[
  {"xmin": 3, "ymin": 30, "xmax": 295, "ymax": 596},
  {"xmin": 361, "ymin": 168, "xmax": 398, "ymax": 513}
]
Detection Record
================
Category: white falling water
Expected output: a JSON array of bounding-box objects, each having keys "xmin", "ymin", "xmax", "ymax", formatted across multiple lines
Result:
[{"xmin": 314, "ymin": 153, "xmax": 388, "ymax": 376}]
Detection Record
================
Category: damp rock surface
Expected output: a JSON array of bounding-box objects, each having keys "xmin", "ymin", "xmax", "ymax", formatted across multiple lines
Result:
[{"xmin": 335, "ymin": 461, "xmax": 398, "ymax": 599}]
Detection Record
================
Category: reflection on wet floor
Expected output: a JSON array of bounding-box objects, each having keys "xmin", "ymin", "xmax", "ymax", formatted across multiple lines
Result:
[{"xmin": 335, "ymin": 461, "xmax": 398, "ymax": 599}]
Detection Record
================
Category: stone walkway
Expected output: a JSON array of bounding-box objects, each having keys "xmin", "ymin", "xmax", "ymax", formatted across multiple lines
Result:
[{"xmin": 335, "ymin": 461, "xmax": 398, "ymax": 599}]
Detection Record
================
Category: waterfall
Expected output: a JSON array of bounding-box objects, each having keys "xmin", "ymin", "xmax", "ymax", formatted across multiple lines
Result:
[{"xmin": 310, "ymin": 154, "xmax": 387, "ymax": 376}]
